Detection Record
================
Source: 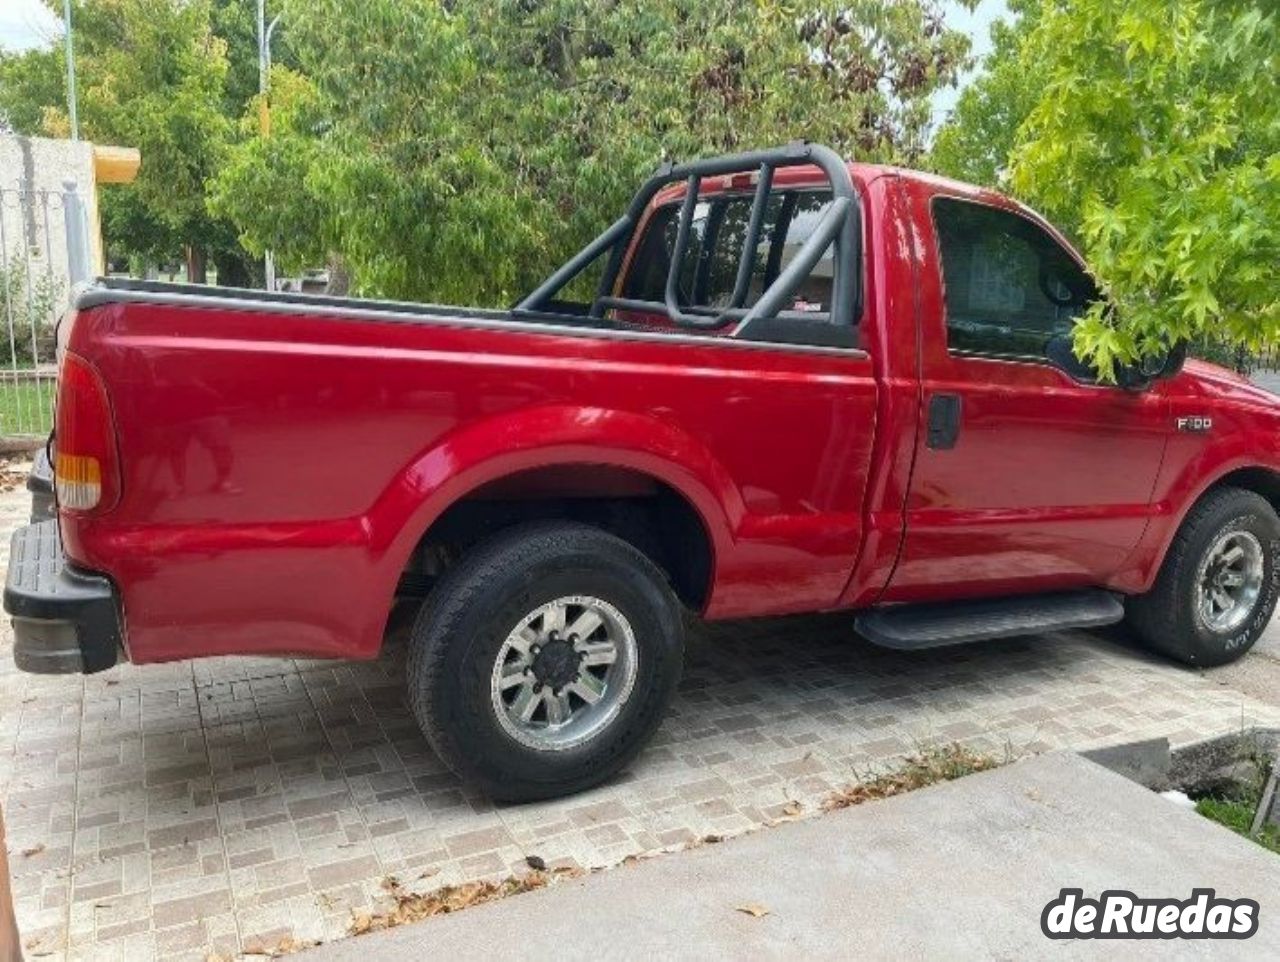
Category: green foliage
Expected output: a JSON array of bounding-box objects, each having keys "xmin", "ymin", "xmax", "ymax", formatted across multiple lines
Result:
[
  {"xmin": 1196, "ymin": 792, "xmax": 1280, "ymax": 857},
  {"xmin": 932, "ymin": 1, "xmax": 1280, "ymax": 379},
  {"xmin": 929, "ymin": 0, "xmax": 1041, "ymax": 193},
  {"xmin": 0, "ymin": 1, "xmax": 270, "ymax": 278},
  {"xmin": 207, "ymin": 68, "xmax": 334, "ymax": 273},
  {"xmin": 212, "ymin": 0, "xmax": 975, "ymax": 304},
  {"xmin": 0, "ymin": 46, "xmax": 66, "ymax": 135},
  {"xmin": 0, "ymin": 250, "xmax": 62, "ymax": 365}
]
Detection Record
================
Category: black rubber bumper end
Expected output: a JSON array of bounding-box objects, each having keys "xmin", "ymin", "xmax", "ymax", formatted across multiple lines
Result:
[
  {"xmin": 4, "ymin": 521, "xmax": 122, "ymax": 674},
  {"xmin": 27, "ymin": 446, "xmax": 56, "ymax": 522}
]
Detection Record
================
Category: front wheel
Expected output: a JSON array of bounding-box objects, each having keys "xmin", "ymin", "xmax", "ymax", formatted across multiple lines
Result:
[
  {"xmin": 1126, "ymin": 486, "xmax": 1280, "ymax": 667},
  {"xmin": 406, "ymin": 522, "xmax": 684, "ymax": 802}
]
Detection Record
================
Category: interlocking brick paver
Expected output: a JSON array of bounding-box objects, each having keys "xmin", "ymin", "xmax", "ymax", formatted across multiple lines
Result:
[{"xmin": 0, "ymin": 484, "xmax": 1278, "ymax": 960}]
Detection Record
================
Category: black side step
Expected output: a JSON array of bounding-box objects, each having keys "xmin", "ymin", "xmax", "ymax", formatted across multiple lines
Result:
[{"xmin": 854, "ymin": 589, "xmax": 1125, "ymax": 651}]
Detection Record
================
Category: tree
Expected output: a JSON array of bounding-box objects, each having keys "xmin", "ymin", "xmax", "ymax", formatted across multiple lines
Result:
[
  {"xmin": 207, "ymin": 67, "xmax": 337, "ymax": 276},
  {"xmin": 932, "ymin": 1, "xmax": 1280, "ymax": 378},
  {"xmin": 0, "ymin": 1, "xmax": 270, "ymax": 284},
  {"xmin": 0, "ymin": 46, "xmax": 66, "ymax": 135},
  {"xmin": 212, "ymin": 0, "xmax": 976, "ymax": 304}
]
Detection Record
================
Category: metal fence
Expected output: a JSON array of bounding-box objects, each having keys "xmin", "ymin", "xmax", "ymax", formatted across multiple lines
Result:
[{"xmin": 0, "ymin": 180, "xmax": 92, "ymax": 439}]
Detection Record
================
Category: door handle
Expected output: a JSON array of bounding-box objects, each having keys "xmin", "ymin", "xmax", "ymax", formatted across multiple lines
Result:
[{"xmin": 927, "ymin": 393, "xmax": 962, "ymax": 450}]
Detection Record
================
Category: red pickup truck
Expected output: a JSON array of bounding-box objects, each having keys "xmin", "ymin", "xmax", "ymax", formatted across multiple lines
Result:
[{"xmin": 7, "ymin": 144, "xmax": 1280, "ymax": 800}]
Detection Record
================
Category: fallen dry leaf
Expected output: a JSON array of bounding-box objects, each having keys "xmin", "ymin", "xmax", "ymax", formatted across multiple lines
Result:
[
  {"xmin": 241, "ymin": 934, "xmax": 317, "ymax": 958},
  {"xmin": 349, "ymin": 868, "xmax": 584, "ymax": 936},
  {"xmin": 736, "ymin": 902, "xmax": 770, "ymax": 919}
]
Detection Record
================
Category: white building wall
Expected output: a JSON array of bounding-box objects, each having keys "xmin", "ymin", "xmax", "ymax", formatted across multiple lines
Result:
[{"xmin": 0, "ymin": 134, "xmax": 100, "ymax": 305}]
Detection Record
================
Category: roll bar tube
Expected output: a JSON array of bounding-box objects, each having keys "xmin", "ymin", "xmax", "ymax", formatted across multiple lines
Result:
[{"xmin": 515, "ymin": 142, "xmax": 858, "ymax": 333}]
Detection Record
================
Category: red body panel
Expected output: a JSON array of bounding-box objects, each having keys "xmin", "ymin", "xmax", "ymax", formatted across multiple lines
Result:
[
  {"xmin": 56, "ymin": 163, "xmax": 1280, "ymax": 665},
  {"xmin": 62, "ymin": 299, "xmax": 881, "ymax": 663}
]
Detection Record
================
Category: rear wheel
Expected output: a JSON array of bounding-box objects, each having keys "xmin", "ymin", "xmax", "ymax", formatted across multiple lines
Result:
[
  {"xmin": 406, "ymin": 522, "xmax": 684, "ymax": 801},
  {"xmin": 1126, "ymin": 487, "xmax": 1280, "ymax": 667}
]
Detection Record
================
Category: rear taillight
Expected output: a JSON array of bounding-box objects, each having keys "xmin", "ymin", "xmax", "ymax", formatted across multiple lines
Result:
[{"xmin": 55, "ymin": 352, "xmax": 119, "ymax": 514}]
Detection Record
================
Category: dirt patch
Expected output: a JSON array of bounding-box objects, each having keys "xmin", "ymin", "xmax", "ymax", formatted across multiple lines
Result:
[
  {"xmin": 349, "ymin": 868, "xmax": 584, "ymax": 937},
  {"xmin": 0, "ymin": 453, "xmax": 31, "ymax": 493}
]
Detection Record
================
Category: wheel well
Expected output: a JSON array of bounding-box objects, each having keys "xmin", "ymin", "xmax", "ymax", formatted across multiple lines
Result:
[
  {"xmin": 398, "ymin": 465, "xmax": 714, "ymax": 612},
  {"xmin": 1207, "ymin": 467, "xmax": 1280, "ymax": 516}
]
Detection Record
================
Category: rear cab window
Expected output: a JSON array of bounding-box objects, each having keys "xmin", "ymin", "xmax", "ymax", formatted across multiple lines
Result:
[{"xmin": 619, "ymin": 187, "xmax": 847, "ymax": 336}]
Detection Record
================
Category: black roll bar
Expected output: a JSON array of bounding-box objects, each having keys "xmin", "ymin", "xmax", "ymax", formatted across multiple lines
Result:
[{"xmin": 516, "ymin": 142, "xmax": 858, "ymax": 333}]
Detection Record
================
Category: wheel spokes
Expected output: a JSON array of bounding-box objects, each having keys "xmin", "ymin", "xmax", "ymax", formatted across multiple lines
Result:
[
  {"xmin": 577, "ymin": 640, "xmax": 617, "ymax": 667},
  {"xmin": 567, "ymin": 608, "xmax": 603, "ymax": 640},
  {"xmin": 544, "ymin": 690, "xmax": 571, "ymax": 725},
  {"xmin": 567, "ymin": 673, "xmax": 605, "ymax": 705},
  {"xmin": 510, "ymin": 683, "xmax": 541, "ymax": 723},
  {"xmin": 491, "ymin": 595, "xmax": 638, "ymax": 751},
  {"xmin": 498, "ymin": 663, "xmax": 529, "ymax": 691},
  {"xmin": 541, "ymin": 603, "xmax": 567, "ymax": 634}
]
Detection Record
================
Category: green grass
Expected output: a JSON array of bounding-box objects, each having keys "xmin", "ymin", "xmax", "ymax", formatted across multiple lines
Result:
[
  {"xmin": 1196, "ymin": 795, "xmax": 1280, "ymax": 856},
  {"xmin": 0, "ymin": 379, "xmax": 54, "ymax": 437}
]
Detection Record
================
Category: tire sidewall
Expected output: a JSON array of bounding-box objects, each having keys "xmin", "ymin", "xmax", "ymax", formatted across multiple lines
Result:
[
  {"xmin": 419, "ymin": 535, "xmax": 682, "ymax": 796},
  {"xmin": 1184, "ymin": 506, "xmax": 1280, "ymax": 664}
]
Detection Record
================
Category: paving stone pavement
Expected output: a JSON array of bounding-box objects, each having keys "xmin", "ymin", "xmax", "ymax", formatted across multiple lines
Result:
[{"xmin": 0, "ymin": 483, "xmax": 1278, "ymax": 961}]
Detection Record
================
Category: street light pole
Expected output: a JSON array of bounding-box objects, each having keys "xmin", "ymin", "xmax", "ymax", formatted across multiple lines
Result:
[
  {"xmin": 63, "ymin": 0, "xmax": 79, "ymax": 140},
  {"xmin": 257, "ymin": 0, "xmax": 280, "ymax": 291}
]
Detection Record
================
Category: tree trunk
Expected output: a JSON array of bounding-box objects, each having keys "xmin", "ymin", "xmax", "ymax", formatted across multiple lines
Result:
[
  {"xmin": 325, "ymin": 252, "xmax": 351, "ymax": 296},
  {"xmin": 185, "ymin": 244, "xmax": 207, "ymax": 284}
]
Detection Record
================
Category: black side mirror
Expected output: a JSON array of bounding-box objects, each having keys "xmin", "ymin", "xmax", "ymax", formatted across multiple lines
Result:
[
  {"xmin": 1144, "ymin": 341, "xmax": 1187, "ymax": 380},
  {"xmin": 1117, "ymin": 342, "xmax": 1187, "ymax": 391},
  {"xmin": 1048, "ymin": 336, "xmax": 1186, "ymax": 390}
]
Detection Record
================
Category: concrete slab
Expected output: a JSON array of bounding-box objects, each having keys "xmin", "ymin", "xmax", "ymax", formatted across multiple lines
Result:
[{"xmin": 301, "ymin": 753, "xmax": 1280, "ymax": 961}]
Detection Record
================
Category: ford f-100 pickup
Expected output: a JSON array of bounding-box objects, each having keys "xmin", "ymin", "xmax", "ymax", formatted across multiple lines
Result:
[{"xmin": 7, "ymin": 143, "xmax": 1280, "ymax": 800}]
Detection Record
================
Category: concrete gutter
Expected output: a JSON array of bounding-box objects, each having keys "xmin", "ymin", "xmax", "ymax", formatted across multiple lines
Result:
[{"xmin": 301, "ymin": 753, "xmax": 1280, "ymax": 960}]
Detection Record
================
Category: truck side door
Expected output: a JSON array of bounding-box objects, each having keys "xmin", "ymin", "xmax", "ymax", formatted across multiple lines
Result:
[{"xmin": 885, "ymin": 186, "xmax": 1169, "ymax": 603}]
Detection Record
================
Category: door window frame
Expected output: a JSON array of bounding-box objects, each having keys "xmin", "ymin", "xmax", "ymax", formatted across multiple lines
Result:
[{"xmin": 928, "ymin": 194, "xmax": 1100, "ymax": 371}]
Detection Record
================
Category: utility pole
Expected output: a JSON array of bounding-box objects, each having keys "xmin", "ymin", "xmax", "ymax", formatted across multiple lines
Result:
[
  {"xmin": 257, "ymin": 0, "xmax": 280, "ymax": 291},
  {"xmin": 64, "ymin": 0, "xmax": 79, "ymax": 140}
]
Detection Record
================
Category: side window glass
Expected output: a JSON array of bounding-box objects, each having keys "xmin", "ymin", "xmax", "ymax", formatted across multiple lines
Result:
[{"xmin": 932, "ymin": 198, "xmax": 1099, "ymax": 360}]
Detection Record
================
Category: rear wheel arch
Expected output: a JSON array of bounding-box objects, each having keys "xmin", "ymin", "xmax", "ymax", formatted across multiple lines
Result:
[
  {"xmin": 364, "ymin": 407, "xmax": 741, "ymax": 650},
  {"xmin": 396, "ymin": 461, "xmax": 719, "ymax": 614}
]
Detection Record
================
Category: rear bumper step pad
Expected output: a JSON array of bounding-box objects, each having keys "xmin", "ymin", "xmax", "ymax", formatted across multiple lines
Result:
[{"xmin": 4, "ymin": 520, "xmax": 122, "ymax": 674}]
